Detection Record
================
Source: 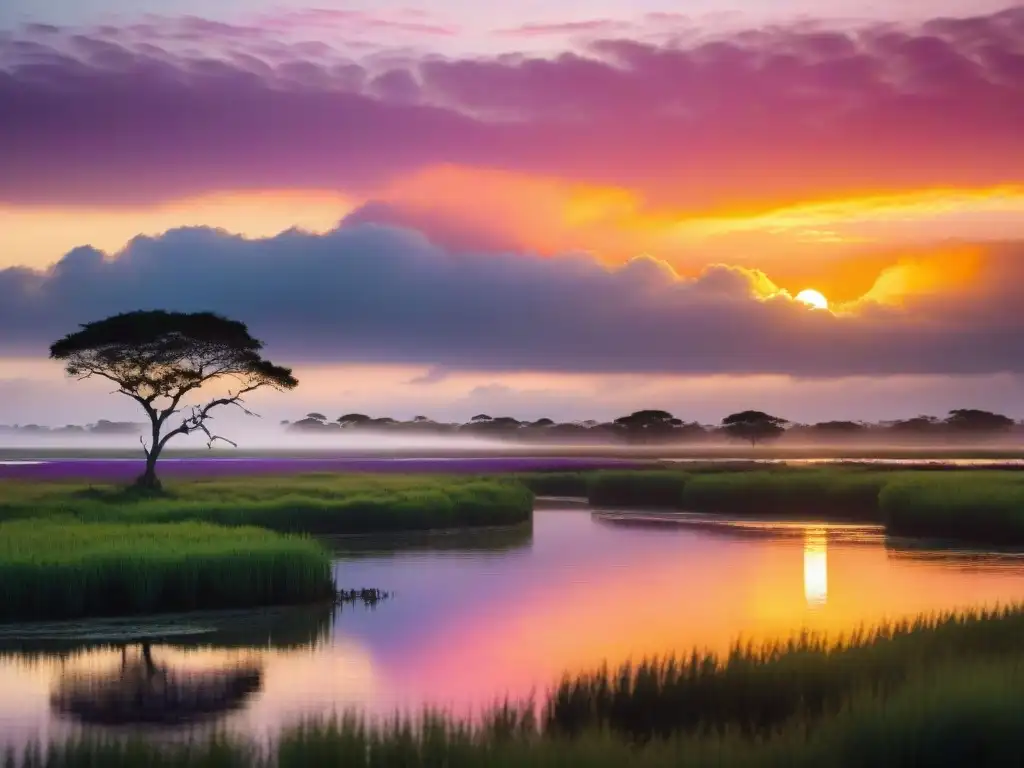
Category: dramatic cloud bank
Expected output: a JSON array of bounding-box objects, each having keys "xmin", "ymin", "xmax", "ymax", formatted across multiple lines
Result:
[
  {"xmin": 1, "ymin": 221, "xmax": 1022, "ymax": 377},
  {"xmin": 2, "ymin": 8, "xmax": 1023, "ymax": 210}
]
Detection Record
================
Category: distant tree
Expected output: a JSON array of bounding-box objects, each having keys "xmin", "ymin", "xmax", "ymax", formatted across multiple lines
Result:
[
  {"xmin": 413, "ymin": 415, "xmax": 431, "ymax": 423},
  {"xmin": 885, "ymin": 415, "xmax": 941, "ymax": 436},
  {"xmin": 721, "ymin": 411, "xmax": 787, "ymax": 446},
  {"xmin": 337, "ymin": 413, "xmax": 372, "ymax": 427},
  {"xmin": 306, "ymin": 413, "xmax": 327, "ymax": 422},
  {"xmin": 470, "ymin": 414, "xmax": 493, "ymax": 423},
  {"xmin": 613, "ymin": 410, "xmax": 683, "ymax": 443},
  {"xmin": 289, "ymin": 417, "xmax": 330, "ymax": 432},
  {"xmin": 945, "ymin": 409, "xmax": 1015, "ymax": 434},
  {"xmin": 531, "ymin": 418, "xmax": 555, "ymax": 428},
  {"xmin": 810, "ymin": 421, "xmax": 867, "ymax": 436},
  {"xmin": 89, "ymin": 419, "xmax": 145, "ymax": 435},
  {"xmin": 50, "ymin": 310, "xmax": 297, "ymax": 490}
]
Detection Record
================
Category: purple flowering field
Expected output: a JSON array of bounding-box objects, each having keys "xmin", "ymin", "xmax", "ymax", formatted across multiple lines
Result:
[{"xmin": 0, "ymin": 457, "xmax": 645, "ymax": 482}]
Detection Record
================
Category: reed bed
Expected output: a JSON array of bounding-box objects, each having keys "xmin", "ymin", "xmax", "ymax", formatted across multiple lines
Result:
[
  {"xmin": 880, "ymin": 472, "xmax": 1024, "ymax": 544},
  {"xmin": 16, "ymin": 655, "xmax": 1024, "ymax": 767},
  {"xmin": 0, "ymin": 476, "xmax": 534, "ymax": 535},
  {"xmin": 587, "ymin": 470, "xmax": 692, "ymax": 508},
  {"xmin": 512, "ymin": 472, "xmax": 592, "ymax": 497},
  {"xmin": 0, "ymin": 520, "xmax": 335, "ymax": 622},
  {"xmin": 545, "ymin": 605, "xmax": 1024, "ymax": 741},
  {"xmin": 679, "ymin": 469, "xmax": 891, "ymax": 521}
]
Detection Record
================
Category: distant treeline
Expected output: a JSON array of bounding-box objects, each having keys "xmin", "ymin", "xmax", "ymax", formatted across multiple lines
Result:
[
  {"xmin": 285, "ymin": 408, "xmax": 1024, "ymax": 445},
  {"xmin": 0, "ymin": 419, "xmax": 145, "ymax": 437}
]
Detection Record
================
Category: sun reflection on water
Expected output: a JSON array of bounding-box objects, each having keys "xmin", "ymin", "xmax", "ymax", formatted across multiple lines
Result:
[{"xmin": 804, "ymin": 527, "xmax": 828, "ymax": 607}]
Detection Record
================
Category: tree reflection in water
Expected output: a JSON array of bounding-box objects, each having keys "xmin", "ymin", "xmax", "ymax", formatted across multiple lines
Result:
[{"xmin": 50, "ymin": 640, "xmax": 262, "ymax": 726}]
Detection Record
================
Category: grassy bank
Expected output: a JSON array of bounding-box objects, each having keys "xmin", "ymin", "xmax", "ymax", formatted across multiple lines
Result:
[
  {"xmin": 0, "ymin": 475, "xmax": 534, "ymax": 535},
  {"xmin": 679, "ymin": 469, "xmax": 890, "ymax": 521},
  {"xmin": 880, "ymin": 473, "xmax": 1024, "ymax": 544},
  {"xmin": 15, "ymin": 606, "xmax": 1024, "ymax": 767},
  {"xmin": 547, "ymin": 467, "xmax": 1024, "ymax": 544},
  {"xmin": 0, "ymin": 520, "xmax": 334, "ymax": 622}
]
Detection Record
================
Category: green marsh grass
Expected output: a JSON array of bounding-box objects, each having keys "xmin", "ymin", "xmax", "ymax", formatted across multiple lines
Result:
[
  {"xmin": 679, "ymin": 469, "xmax": 891, "ymax": 521},
  {"xmin": 545, "ymin": 604, "xmax": 1024, "ymax": 741},
  {"xmin": 0, "ymin": 520, "xmax": 334, "ymax": 622},
  {"xmin": 587, "ymin": 470, "xmax": 691, "ymax": 508},
  {"xmin": 17, "ymin": 651, "xmax": 1024, "ymax": 767},
  {"xmin": 512, "ymin": 472, "xmax": 592, "ymax": 497},
  {"xmin": 880, "ymin": 472, "xmax": 1024, "ymax": 544},
  {"xmin": 0, "ymin": 475, "xmax": 533, "ymax": 535}
]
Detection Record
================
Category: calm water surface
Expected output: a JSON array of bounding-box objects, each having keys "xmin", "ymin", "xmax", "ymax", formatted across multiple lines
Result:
[{"xmin": 4, "ymin": 504, "xmax": 1024, "ymax": 745}]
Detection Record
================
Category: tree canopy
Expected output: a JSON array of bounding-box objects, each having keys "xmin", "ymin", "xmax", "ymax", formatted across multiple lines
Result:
[
  {"xmin": 721, "ymin": 411, "xmax": 787, "ymax": 446},
  {"xmin": 50, "ymin": 310, "xmax": 297, "ymax": 489}
]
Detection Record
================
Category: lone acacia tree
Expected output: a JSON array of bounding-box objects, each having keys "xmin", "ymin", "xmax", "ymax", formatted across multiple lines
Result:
[{"xmin": 50, "ymin": 310, "xmax": 298, "ymax": 490}]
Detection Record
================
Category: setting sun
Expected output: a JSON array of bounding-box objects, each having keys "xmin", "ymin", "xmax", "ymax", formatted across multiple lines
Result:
[{"xmin": 796, "ymin": 289, "xmax": 829, "ymax": 310}]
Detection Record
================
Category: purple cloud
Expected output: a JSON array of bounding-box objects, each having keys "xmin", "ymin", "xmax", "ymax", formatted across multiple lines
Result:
[
  {"xmin": 1, "ymin": 220, "xmax": 1023, "ymax": 377},
  {"xmin": 1, "ymin": 8, "xmax": 1023, "ymax": 210}
]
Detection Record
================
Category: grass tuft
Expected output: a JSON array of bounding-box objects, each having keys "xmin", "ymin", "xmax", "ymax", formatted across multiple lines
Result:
[{"xmin": 0, "ymin": 520, "xmax": 335, "ymax": 622}]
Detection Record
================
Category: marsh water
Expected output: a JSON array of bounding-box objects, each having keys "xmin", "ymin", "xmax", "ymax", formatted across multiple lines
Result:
[{"xmin": 5, "ymin": 501, "xmax": 1024, "ymax": 745}]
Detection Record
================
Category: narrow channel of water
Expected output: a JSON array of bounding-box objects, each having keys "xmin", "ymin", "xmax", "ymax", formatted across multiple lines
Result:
[{"xmin": 3, "ymin": 504, "xmax": 1024, "ymax": 746}]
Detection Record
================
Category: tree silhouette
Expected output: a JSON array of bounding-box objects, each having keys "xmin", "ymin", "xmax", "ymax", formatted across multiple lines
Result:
[
  {"xmin": 50, "ymin": 311, "xmax": 297, "ymax": 490},
  {"xmin": 945, "ymin": 409, "xmax": 1015, "ymax": 434},
  {"xmin": 721, "ymin": 411, "xmax": 787, "ymax": 446},
  {"xmin": 613, "ymin": 410, "xmax": 684, "ymax": 443},
  {"xmin": 337, "ymin": 413, "xmax": 372, "ymax": 427}
]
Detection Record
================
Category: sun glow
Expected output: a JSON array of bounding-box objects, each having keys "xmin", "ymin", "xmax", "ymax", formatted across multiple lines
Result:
[
  {"xmin": 796, "ymin": 289, "xmax": 829, "ymax": 310},
  {"xmin": 803, "ymin": 528, "xmax": 828, "ymax": 607}
]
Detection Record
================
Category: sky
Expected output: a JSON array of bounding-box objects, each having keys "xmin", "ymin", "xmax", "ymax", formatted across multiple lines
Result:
[{"xmin": 2, "ymin": 0, "xmax": 1024, "ymax": 426}]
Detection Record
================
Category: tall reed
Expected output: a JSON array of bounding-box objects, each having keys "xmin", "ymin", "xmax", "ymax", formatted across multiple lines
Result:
[
  {"xmin": 587, "ymin": 471, "xmax": 691, "ymax": 508},
  {"xmin": 0, "ymin": 520, "xmax": 335, "ymax": 622},
  {"xmin": 545, "ymin": 605, "xmax": 1024, "ymax": 740},
  {"xmin": 880, "ymin": 473, "xmax": 1024, "ymax": 544},
  {"xmin": 16, "ymin": 655, "xmax": 1024, "ymax": 767}
]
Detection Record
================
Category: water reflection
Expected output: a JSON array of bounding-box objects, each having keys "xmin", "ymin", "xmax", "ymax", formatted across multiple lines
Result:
[
  {"xmin": 803, "ymin": 528, "xmax": 828, "ymax": 607},
  {"xmin": 0, "ymin": 602, "xmax": 338, "ymax": 660},
  {"xmin": 323, "ymin": 522, "xmax": 532, "ymax": 559},
  {"xmin": 886, "ymin": 540, "xmax": 1024, "ymax": 572},
  {"xmin": 3, "ymin": 508, "xmax": 1024, "ymax": 748},
  {"xmin": 51, "ymin": 641, "xmax": 262, "ymax": 726}
]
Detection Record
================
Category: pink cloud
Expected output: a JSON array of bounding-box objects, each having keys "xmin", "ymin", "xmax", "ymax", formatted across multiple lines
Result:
[
  {"xmin": 257, "ymin": 9, "xmax": 460, "ymax": 37},
  {"xmin": 494, "ymin": 20, "xmax": 634, "ymax": 38},
  {"xmin": 1, "ymin": 8, "xmax": 1023, "ymax": 211}
]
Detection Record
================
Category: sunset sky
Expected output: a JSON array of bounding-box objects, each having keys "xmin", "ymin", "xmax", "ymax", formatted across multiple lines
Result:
[{"xmin": 2, "ymin": 0, "xmax": 1024, "ymax": 426}]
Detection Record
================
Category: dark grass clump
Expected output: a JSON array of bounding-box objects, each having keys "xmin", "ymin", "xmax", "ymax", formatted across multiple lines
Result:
[
  {"xmin": 679, "ymin": 469, "xmax": 890, "ymax": 521},
  {"xmin": 587, "ymin": 471, "xmax": 691, "ymax": 508},
  {"xmin": 880, "ymin": 473, "xmax": 1024, "ymax": 545},
  {"xmin": 512, "ymin": 472, "xmax": 592, "ymax": 497},
  {"xmin": 0, "ymin": 476, "xmax": 534, "ymax": 535},
  {"xmin": 0, "ymin": 520, "xmax": 335, "ymax": 622},
  {"xmin": 545, "ymin": 605, "xmax": 1024, "ymax": 742}
]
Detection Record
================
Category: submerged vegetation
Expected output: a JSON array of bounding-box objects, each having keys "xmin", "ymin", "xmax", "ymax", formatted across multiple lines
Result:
[
  {"xmin": 14, "ymin": 606, "xmax": 1024, "ymax": 766},
  {"xmin": 0, "ymin": 520, "xmax": 334, "ymax": 622}
]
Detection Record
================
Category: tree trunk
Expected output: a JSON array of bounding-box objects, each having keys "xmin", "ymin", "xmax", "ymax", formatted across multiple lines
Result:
[{"xmin": 134, "ymin": 422, "xmax": 164, "ymax": 491}]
